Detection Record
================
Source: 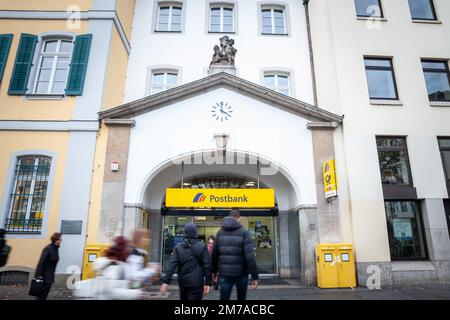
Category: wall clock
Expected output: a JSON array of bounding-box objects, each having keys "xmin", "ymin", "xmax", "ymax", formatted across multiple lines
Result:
[{"xmin": 211, "ymin": 101, "xmax": 233, "ymax": 122}]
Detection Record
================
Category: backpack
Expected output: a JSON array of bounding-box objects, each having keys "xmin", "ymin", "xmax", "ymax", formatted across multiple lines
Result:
[{"xmin": 0, "ymin": 244, "xmax": 11, "ymax": 268}]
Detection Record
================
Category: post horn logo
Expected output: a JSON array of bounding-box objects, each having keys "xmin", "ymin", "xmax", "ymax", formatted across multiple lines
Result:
[{"xmin": 193, "ymin": 193, "xmax": 207, "ymax": 203}]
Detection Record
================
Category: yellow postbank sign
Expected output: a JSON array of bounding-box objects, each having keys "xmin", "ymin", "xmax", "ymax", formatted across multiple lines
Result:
[
  {"xmin": 322, "ymin": 159, "xmax": 338, "ymax": 198},
  {"xmin": 165, "ymin": 188, "xmax": 275, "ymax": 208}
]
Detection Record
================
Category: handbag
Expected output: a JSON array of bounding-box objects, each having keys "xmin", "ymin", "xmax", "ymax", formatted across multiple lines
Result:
[{"xmin": 28, "ymin": 277, "xmax": 44, "ymax": 297}]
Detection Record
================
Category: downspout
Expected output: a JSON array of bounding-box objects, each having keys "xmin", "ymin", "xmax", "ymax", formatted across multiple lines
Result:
[{"xmin": 303, "ymin": 0, "xmax": 318, "ymax": 107}]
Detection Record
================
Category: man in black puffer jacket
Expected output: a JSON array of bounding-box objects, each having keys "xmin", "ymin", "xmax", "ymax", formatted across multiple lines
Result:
[
  {"xmin": 212, "ymin": 210, "xmax": 259, "ymax": 300},
  {"xmin": 160, "ymin": 223, "xmax": 212, "ymax": 300}
]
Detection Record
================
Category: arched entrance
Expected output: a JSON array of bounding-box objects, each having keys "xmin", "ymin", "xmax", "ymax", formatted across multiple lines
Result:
[
  {"xmin": 134, "ymin": 151, "xmax": 301, "ymax": 277},
  {"xmin": 161, "ymin": 175, "xmax": 278, "ymax": 274}
]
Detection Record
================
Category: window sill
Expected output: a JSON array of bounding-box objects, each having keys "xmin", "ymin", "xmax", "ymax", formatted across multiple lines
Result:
[
  {"xmin": 154, "ymin": 30, "xmax": 182, "ymax": 33},
  {"xmin": 412, "ymin": 19, "xmax": 441, "ymax": 24},
  {"xmin": 370, "ymin": 99, "xmax": 403, "ymax": 106},
  {"xmin": 208, "ymin": 31, "xmax": 236, "ymax": 34},
  {"xmin": 430, "ymin": 101, "xmax": 450, "ymax": 107},
  {"xmin": 261, "ymin": 33, "xmax": 289, "ymax": 36},
  {"xmin": 25, "ymin": 94, "xmax": 66, "ymax": 100},
  {"xmin": 357, "ymin": 16, "xmax": 387, "ymax": 22}
]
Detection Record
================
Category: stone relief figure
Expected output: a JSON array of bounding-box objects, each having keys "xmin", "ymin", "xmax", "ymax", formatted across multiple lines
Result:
[{"xmin": 209, "ymin": 36, "xmax": 237, "ymax": 67}]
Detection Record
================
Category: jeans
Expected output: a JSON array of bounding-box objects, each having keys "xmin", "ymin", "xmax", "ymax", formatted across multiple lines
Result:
[
  {"xmin": 179, "ymin": 286, "xmax": 204, "ymax": 301},
  {"xmin": 219, "ymin": 275, "xmax": 249, "ymax": 300}
]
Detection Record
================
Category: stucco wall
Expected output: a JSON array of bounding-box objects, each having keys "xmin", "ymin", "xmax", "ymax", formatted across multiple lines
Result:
[
  {"xmin": 124, "ymin": 87, "xmax": 317, "ymax": 209},
  {"xmin": 310, "ymin": 0, "xmax": 450, "ymax": 263}
]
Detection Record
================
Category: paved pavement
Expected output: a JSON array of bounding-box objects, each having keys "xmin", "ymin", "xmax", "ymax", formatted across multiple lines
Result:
[{"xmin": 1, "ymin": 280, "xmax": 450, "ymax": 300}]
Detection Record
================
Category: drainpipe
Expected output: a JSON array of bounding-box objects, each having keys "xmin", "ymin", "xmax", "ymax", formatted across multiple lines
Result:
[{"xmin": 303, "ymin": 0, "xmax": 318, "ymax": 107}]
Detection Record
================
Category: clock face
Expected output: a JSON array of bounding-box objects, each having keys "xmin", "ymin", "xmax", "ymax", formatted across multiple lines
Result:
[{"xmin": 211, "ymin": 101, "xmax": 233, "ymax": 122}]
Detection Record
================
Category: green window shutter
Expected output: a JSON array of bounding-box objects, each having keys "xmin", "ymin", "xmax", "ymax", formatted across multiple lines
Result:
[
  {"xmin": 0, "ymin": 34, "xmax": 13, "ymax": 84},
  {"xmin": 66, "ymin": 34, "xmax": 92, "ymax": 96},
  {"xmin": 8, "ymin": 33, "xmax": 37, "ymax": 95}
]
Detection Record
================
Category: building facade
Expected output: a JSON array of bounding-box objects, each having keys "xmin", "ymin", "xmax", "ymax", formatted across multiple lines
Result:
[
  {"xmin": 0, "ymin": 0, "xmax": 134, "ymax": 282},
  {"xmin": 89, "ymin": 0, "xmax": 337, "ymax": 283},
  {"xmin": 308, "ymin": 0, "xmax": 450, "ymax": 285},
  {"xmin": 1, "ymin": 0, "xmax": 449, "ymax": 288}
]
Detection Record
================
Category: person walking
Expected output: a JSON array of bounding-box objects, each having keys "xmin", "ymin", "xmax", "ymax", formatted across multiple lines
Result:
[
  {"xmin": 127, "ymin": 229, "xmax": 161, "ymax": 288},
  {"xmin": 207, "ymin": 235, "xmax": 219, "ymax": 290},
  {"xmin": 212, "ymin": 210, "xmax": 259, "ymax": 300},
  {"xmin": 91, "ymin": 236, "xmax": 147, "ymax": 300},
  {"xmin": 160, "ymin": 223, "xmax": 212, "ymax": 300},
  {"xmin": 34, "ymin": 232, "xmax": 62, "ymax": 300},
  {"xmin": 0, "ymin": 229, "xmax": 11, "ymax": 268}
]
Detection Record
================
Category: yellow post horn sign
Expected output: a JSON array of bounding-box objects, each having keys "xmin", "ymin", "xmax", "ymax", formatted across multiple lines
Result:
[
  {"xmin": 165, "ymin": 188, "xmax": 275, "ymax": 208},
  {"xmin": 322, "ymin": 159, "xmax": 337, "ymax": 199}
]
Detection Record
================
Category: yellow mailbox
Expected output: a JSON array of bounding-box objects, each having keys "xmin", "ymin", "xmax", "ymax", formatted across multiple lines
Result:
[
  {"xmin": 316, "ymin": 243, "xmax": 356, "ymax": 288},
  {"xmin": 82, "ymin": 243, "xmax": 110, "ymax": 280}
]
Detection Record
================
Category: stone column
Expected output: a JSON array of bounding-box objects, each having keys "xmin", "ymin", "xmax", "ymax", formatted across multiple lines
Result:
[
  {"xmin": 421, "ymin": 199, "xmax": 450, "ymax": 283},
  {"xmin": 307, "ymin": 122, "xmax": 342, "ymax": 244},
  {"xmin": 99, "ymin": 119, "xmax": 135, "ymax": 243}
]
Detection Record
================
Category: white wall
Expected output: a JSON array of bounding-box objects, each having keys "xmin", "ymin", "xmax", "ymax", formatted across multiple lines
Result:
[
  {"xmin": 310, "ymin": 0, "xmax": 450, "ymax": 262},
  {"xmin": 124, "ymin": 0, "xmax": 314, "ymax": 104},
  {"xmin": 123, "ymin": 87, "xmax": 317, "ymax": 209}
]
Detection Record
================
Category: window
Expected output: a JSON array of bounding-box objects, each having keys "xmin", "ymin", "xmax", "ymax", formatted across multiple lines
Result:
[
  {"xmin": 263, "ymin": 73, "xmax": 290, "ymax": 95},
  {"xmin": 444, "ymin": 200, "xmax": 450, "ymax": 238},
  {"xmin": 33, "ymin": 38, "xmax": 73, "ymax": 95},
  {"xmin": 156, "ymin": 4, "xmax": 182, "ymax": 32},
  {"xmin": 376, "ymin": 137, "xmax": 413, "ymax": 186},
  {"xmin": 364, "ymin": 57, "xmax": 398, "ymax": 100},
  {"xmin": 5, "ymin": 156, "xmax": 51, "ymax": 233},
  {"xmin": 422, "ymin": 60, "xmax": 450, "ymax": 102},
  {"xmin": 209, "ymin": 6, "xmax": 234, "ymax": 33},
  {"xmin": 261, "ymin": 7, "xmax": 286, "ymax": 35},
  {"xmin": 408, "ymin": 0, "xmax": 437, "ymax": 20},
  {"xmin": 438, "ymin": 137, "xmax": 450, "ymax": 195},
  {"xmin": 384, "ymin": 201, "xmax": 427, "ymax": 260},
  {"xmin": 355, "ymin": 0, "xmax": 383, "ymax": 18},
  {"xmin": 150, "ymin": 70, "xmax": 178, "ymax": 94}
]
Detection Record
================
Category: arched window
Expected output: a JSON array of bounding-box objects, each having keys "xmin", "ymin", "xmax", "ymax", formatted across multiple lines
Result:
[
  {"xmin": 209, "ymin": 4, "xmax": 235, "ymax": 33},
  {"xmin": 263, "ymin": 72, "xmax": 290, "ymax": 95},
  {"xmin": 261, "ymin": 6, "xmax": 287, "ymax": 35},
  {"xmin": 156, "ymin": 3, "xmax": 183, "ymax": 32},
  {"xmin": 149, "ymin": 69, "xmax": 179, "ymax": 94},
  {"xmin": 33, "ymin": 37, "xmax": 74, "ymax": 95},
  {"xmin": 5, "ymin": 156, "xmax": 52, "ymax": 233}
]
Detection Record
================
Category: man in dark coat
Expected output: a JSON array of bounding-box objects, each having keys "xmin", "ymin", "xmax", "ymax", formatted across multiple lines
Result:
[
  {"xmin": 0, "ymin": 229, "xmax": 9, "ymax": 267},
  {"xmin": 212, "ymin": 210, "xmax": 259, "ymax": 300},
  {"xmin": 35, "ymin": 232, "xmax": 61, "ymax": 300},
  {"xmin": 160, "ymin": 223, "xmax": 212, "ymax": 300}
]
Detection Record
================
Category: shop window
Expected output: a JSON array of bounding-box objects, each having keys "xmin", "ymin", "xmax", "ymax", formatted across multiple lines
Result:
[
  {"xmin": 364, "ymin": 57, "xmax": 399, "ymax": 100},
  {"xmin": 384, "ymin": 201, "xmax": 427, "ymax": 260},
  {"xmin": 408, "ymin": 0, "xmax": 437, "ymax": 20},
  {"xmin": 422, "ymin": 60, "xmax": 450, "ymax": 102},
  {"xmin": 5, "ymin": 156, "xmax": 51, "ymax": 234},
  {"xmin": 376, "ymin": 136, "xmax": 413, "ymax": 186},
  {"xmin": 438, "ymin": 137, "xmax": 450, "ymax": 196},
  {"xmin": 355, "ymin": 0, "xmax": 383, "ymax": 18}
]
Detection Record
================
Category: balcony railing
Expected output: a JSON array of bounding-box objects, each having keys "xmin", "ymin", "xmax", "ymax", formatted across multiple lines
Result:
[{"xmin": 4, "ymin": 218, "xmax": 42, "ymax": 234}]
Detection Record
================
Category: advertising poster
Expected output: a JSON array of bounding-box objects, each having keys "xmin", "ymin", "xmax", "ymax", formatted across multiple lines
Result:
[{"xmin": 393, "ymin": 219, "xmax": 413, "ymax": 241}]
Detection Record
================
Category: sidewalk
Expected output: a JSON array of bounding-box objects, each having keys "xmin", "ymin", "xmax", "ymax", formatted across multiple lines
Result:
[{"xmin": 1, "ymin": 280, "xmax": 450, "ymax": 300}]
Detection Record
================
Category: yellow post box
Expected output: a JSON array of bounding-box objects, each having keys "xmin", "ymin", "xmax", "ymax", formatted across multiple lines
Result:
[
  {"xmin": 316, "ymin": 243, "xmax": 356, "ymax": 288},
  {"xmin": 82, "ymin": 243, "xmax": 110, "ymax": 280}
]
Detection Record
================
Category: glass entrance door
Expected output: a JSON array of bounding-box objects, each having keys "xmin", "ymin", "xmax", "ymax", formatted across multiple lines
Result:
[{"xmin": 162, "ymin": 215, "xmax": 277, "ymax": 274}]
